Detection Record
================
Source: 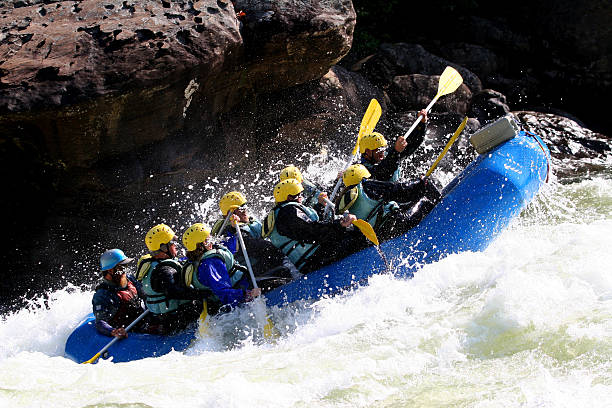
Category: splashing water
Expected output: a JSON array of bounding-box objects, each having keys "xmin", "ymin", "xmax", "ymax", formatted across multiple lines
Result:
[{"xmin": 1, "ymin": 169, "xmax": 612, "ymax": 406}]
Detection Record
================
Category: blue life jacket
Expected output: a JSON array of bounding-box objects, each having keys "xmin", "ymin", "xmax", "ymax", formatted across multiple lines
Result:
[
  {"xmin": 183, "ymin": 245, "xmax": 244, "ymax": 289},
  {"xmin": 261, "ymin": 202, "xmax": 320, "ymax": 271}
]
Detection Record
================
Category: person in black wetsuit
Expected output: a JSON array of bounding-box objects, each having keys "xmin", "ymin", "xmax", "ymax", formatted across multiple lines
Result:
[
  {"xmin": 360, "ymin": 109, "xmax": 428, "ymax": 182},
  {"xmin": 262, "ymin": 179, "xmax": 371, "ymax": 274},
  {"xmin": 337, "ymin": 164, "xmax": 440, "ymax": 242}
]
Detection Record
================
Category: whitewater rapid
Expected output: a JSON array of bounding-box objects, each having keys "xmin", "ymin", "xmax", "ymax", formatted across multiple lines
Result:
[{"xmin": 1, "ymin": 175, "xmax": 611, "ymax": 407}]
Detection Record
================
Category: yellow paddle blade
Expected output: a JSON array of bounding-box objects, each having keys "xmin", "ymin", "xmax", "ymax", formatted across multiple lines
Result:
[
  {"xmin": 81, "ymin": 352, "xmax": 101, "ymax": 365},
  {"xmin": 352, "ymin": 219, "xmax": 379, "ymax": 246},
  {"xmin": 425, "ymin": 116, "xmax": 469, "ymax": 177},
  {"xmin": 263, "ymin": 316, "xmax": 277, "ymax": 339},
  {"xmin": 435, "ymin": 66, "xmax": 463, "ymax": 99},
  {"xmin": 352, "ymin": 99, "xmax": 382, "ymax": 155},
  {"xmin": 198, "ymin": 301, "xmax": 209, "ymax": 337}
]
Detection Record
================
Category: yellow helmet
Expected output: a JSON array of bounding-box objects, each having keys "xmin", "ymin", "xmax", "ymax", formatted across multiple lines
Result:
[
  {"xmin": 182, "ymin": 223, "xmax": 211, "ymax": 252},
  {"xmin": 145, "ymin": 224, "xmax": 177, "ymax": 251},
  {"xmin": 274, "ymin": 178, "xmax": 304, "ymax": 203},
  {"xmin": 359, "ymin": 132, "xmax": 387, "ymax": 154},
  {"xmin": 219, "ymin": 191, "xmax": 247, "ymax": 216},
  {"xmin": 343, "ymin": 164, "xmax": 371, "ymax": 187},
  {"xmin": 279, "ymin": 165, "xmax": 303, "ymax": 184}
]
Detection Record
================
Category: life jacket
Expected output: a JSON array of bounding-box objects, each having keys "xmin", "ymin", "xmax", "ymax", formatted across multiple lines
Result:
[
  {"xmin": 338, "ymin": 183, "xmax": 399, "ymax": 229},
  {"xmin": 183, "ymin": 245, "xmax": 244, "ymax": 289},
  {"xmin": 136, "ymin": 254, "xmax": 192, "ymax": 315},
  {"xmin": 261, "ymin": 201, "xmax": 320, "ymax": 271},
  {"xmin": 363, "ymin": 160, "xmax": 401, "ymax": 182},
  {"xmin": 211, "ymin": 217, "xmax": 263, "ymax": 239},
  {"xmin": 94, "ymin": 279, "xmax": 142, "ymax": 329}
]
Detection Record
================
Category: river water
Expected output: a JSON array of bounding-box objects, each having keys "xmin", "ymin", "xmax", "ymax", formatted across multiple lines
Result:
[{"xmin": 1, "ymin": 166, "xmax": 611, "ymax": 407}]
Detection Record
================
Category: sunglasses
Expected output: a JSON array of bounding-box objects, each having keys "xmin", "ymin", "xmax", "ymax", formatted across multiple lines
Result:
[{"xmin": 112, "ymin": 264, "xmax": 127, "ymax": 275}]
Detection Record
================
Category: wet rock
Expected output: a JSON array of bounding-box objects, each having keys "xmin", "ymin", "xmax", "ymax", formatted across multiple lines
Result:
[
  {"xmin": 387, "ymin": 74, "xmax": 471, "ymax": 115},
  {"xmin": 0, "ymin": 0, "xmax": 355, "ymax": 168},
  {"xmin": 516, "ymin": 111, "xmax": 612, "ymax": 178},
  {"xmin": 356, "ymin": 43, "xmax": 482, "ymax": 93},
  {"xmin": 469, "ymin": 89, "xmax": 510, "ymax": 124}
]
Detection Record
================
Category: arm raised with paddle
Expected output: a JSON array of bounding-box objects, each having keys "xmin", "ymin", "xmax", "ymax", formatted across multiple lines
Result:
[
  {"xmin": 325, "ymin": 99, "xmax": 382, "ymax": 216},
  {"xmin": 402, "ymin": 66, "xmax": 463, "ymax": 141}
]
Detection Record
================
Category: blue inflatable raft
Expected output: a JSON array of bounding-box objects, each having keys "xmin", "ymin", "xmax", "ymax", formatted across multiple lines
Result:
[{"xmin": 65, "ymin": 126, "xmax": 550, "ymax": 364}]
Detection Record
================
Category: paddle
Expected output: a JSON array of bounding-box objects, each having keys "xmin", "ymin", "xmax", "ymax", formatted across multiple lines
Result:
[
  {"xmin": 323, "ymin": 197, "xmax": 380, "ymax": 246},
  {"xmin": 401, "ymin": 66, "xmax": 463, "ymax": 140},
  {"xmin": 425, "ymin": 116, "xmax": 469, "ymax": 177},
  {"xmin": 215, "ymin": 210, "xmax": 234, "ymax": 237},
  {"xmin": 233, "ymin": 221, "xmax": 276, "ymax": 339},
  {"xmin": 197, "ymin": 301, "xmax": 209, "ymax": 337},
  {"xmin": 81, "ymin": 309, "xmax": 150, "ymax": 364},
  {"xmin": 351, "ymin": 219, "xmax": 380, "ymax": 246},
  {"xmin": 325, "ymin": 99, "xmax": 382, "ymax": 216}
]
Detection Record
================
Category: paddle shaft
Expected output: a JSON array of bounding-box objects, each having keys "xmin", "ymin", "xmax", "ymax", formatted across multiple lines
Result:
[
  {"xmin": 234, "ymin": 223, "xmax": 258, "ymax": 289},
  {"xmin": 323, "ymin": 198, "xmax": 379, "ymax": 245},
  {"xmin": 325, "ymin": 154, "xmax": 357, "ymax": 214},
  {"xmin": 425, "ymin": 116, "xmax": 468, "ymax": 177},
  {"xmin": 402, "ymin": 96, "xmax": 439, "ymax": 140},
  {"xmin": 82, "ymin": 309, "xmax": 150, "ymax": 364},
  {"xmin": 234, "ymin": 223, "xmax": 277, "ymax": 338},
  {"xmin": 216, "ymin": 210, "xmax": 234, "ymax": 237}
]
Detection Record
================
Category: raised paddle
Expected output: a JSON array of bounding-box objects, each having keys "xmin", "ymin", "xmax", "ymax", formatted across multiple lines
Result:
[
  {"xmin": 425, "ymin": 116, "xmax": 469, "ymax": 177},
  {"xmin": 233, "ymin": 221, "xmax": 277, "ymax": 339},
  {"xmin": 322, "ymin": 197, "xmax": 380, "ymax": 246},
  {"xmin": 81, "ymin": 309, "xmax": 150, "ymax": 364},
  {"xmin": 402, "ymin": 66, "xmax": 464, "ymax": 140},
  {"xmin": 325, "ymin": 99, "xmax": 382, "ymax": 216}
]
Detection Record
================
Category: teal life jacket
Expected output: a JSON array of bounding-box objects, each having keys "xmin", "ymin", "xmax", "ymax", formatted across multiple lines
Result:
[
  {"xmin": 136, "ymin": 255, "xmax": 192, "ymax": 315},
  {"xmin": 261, "ymin": 201, "xmax": 320, "ymax": 271},
  {"xmin": 338, "ymin": 183, "xmax": 399, "ymax": 229},
  {"xmin": 211, "ymin": 217, "xmax": 263, "ymax": 239},
  {"xmin": 183, "ymin": 245, "xmax": 244, "ymax": 288}
]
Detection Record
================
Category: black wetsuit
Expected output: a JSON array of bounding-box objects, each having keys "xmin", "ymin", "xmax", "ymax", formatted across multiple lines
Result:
[
  {"xmin": 362, "ymin": 121, "xmax": 427, "ymax": 182},
  {"xmin": 275, "ymin": 203, "xmax": 371, "ymax": 274}
]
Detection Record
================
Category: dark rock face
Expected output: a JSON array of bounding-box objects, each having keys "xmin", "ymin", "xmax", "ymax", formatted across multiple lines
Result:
[
  {"xmin": 0, "ymin": 0, "xmax": 355, "ymax": 166},
  {"xmin": 0, "ymin": 0, "xmax": 356, "ymax": 311}
]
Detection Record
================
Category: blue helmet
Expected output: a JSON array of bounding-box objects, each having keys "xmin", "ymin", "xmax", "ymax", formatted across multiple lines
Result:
[{"xmin": 100, "ymin": 249, "xmax": 134, "ymax": 271}]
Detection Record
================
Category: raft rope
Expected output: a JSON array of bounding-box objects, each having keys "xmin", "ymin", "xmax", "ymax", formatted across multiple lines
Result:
[{"xmin": 526, "ymin": 131, "xmax": 550, "ymax": 183}]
